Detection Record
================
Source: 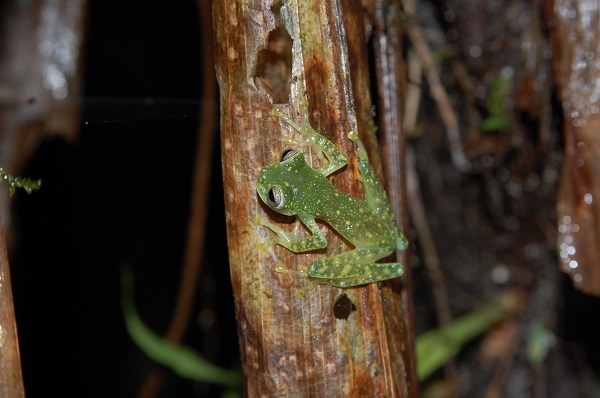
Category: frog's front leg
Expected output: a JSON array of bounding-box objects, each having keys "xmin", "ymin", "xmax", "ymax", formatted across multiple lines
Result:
[
  {"xmin": 272, "ymin": 104, "xmax": 348, "ymax": 177},
  {"xmin": 253, "ymin": 215, "xmax": 327, "ymax": 252}
]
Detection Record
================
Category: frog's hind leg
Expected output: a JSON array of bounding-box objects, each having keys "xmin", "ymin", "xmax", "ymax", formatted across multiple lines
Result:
[
  {"xmin": 348, "ymin": 131, "xmax": 408, "ymax": 250},
  {"xmin": 289, "ymin": 261, "xmax": 404, "ymax": 298},
  {"xmin": 347, "ymin": 131, "xmax": 395, "ymax": 221},
  {"xmin": 317, "ymin": 262, "xmax": 404, "ymax": 287},
  {"xmin": 275, "ymin": 247, "xmax": 404, "ymax": 296},
  {"xmin": 307, "ymin": 247, "xmax": 404, "ymax": 287}
]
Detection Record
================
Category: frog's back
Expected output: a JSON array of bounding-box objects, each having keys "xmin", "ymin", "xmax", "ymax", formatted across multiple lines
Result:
[{"xmin": 306, "ymin": 190, "xmax": 397, "ymax": 251}]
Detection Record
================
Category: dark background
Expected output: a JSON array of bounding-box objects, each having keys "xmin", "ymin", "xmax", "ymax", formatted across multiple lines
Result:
[{"xmin": 11, "ymin": 1, "xmax": 239, "ymax": 397}]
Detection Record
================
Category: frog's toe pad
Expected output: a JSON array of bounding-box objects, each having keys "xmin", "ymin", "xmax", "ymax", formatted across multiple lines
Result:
[
  {"xmin": 257, "ymin": 239, "xmax": 279, "ymax": 251},
  {"xmin": 275, "ymin": 264, "xmax": 290, "ymax": 274},
  {"xmin": 275, "ymin": 265, "xmax": 308, "ymax": 277}
]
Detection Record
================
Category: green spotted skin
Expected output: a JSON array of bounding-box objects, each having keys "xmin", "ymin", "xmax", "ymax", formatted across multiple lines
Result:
[{"xmin": 255, "ymin": 104, "xmax": 407, "ymax": 297}]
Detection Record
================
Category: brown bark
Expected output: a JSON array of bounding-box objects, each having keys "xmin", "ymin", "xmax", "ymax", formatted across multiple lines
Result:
[
  {"xmin": 0, "ymin": 214, "xmax": 25, "ymax": 397},
  {"xmin": 550, "ymin": 0, "xmax": 600, "ymax": 295},
  {"xmin": 213, "ymin": 0, "xmax": 412, "ymax": 395},
  {"xmin": 368, "ymin": 0, "xmax": 417, "ymax": 393}
]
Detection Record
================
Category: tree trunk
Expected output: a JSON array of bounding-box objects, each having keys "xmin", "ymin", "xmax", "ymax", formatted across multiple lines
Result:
[
  {"xmin": 0, "ymin": 214, "xmax": 25, "ymax": 397},
  {"xmin": 213, "ymin": 0, "xmax": 413, "ymax": 395}
]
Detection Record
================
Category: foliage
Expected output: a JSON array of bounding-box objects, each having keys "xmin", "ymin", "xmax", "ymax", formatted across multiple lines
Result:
[
  {"xmin": 120, "ymin": 267, "xmax": 242, "ymax": 389},
  {"xmin": 0, "ymin": 167, "xmax": 42, "ymax": 197}
]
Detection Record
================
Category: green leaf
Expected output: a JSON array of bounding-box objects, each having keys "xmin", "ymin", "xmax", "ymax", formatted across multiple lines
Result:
[
  {"xmin": 120, "ymin": 266, "xmax": 242, "ymax": 387},
  {"xmin": 416, "ymin": 291, "xmax": 522, "ymax": 380}
]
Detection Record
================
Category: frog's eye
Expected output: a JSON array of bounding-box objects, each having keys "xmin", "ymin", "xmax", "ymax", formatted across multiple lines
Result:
[
  {"xmin": 268, "ymin": 186, "xmax": 283, "ymax": 208},
  {"xmin": 280, "ymin": 149, "xmax": 299, "ymax": 162}
]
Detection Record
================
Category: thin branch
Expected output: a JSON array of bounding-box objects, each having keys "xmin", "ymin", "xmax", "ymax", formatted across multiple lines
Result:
[
  {"xmin": 406, "ymin": 147, "xmax": 458, "ymax": 393},
  {"xmin": 403, "ymin": 27, "xmax": 457, "ymax": 390},
  {"xmin": 137, "ymin": 1, "xmax": 217, "ymax": 396},
  {"xmin": 485, "ymin": 326, "xmax": 520, "ymax": 398},
  {"xmin": 371, "ymin": 0, "xmax": 418, "ymax": 392},
  {"xmin": 402, "ymin": 0, "xmax": 470, "ymax": 172}
]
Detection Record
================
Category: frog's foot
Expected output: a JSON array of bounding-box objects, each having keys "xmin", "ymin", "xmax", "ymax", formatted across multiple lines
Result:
[
  {"xmin": 275, "ymin": 264, "xmax": 308, "ymax": 278},
  {"xmin": 283, "ymin": 136, "xmax": 305, "ymax": 147},
  {"xmin": 272, "ymin": 106, "xmax": 303, "ymax": 134},
  {"xmin": 253, "ymin": 215, "xmax": 289, "ymax": 237},
  {"xmin": 254, "ymin": 216, "xmax": 279, "ymax": 251},
  {"xmin": 256, "ymin": 240, "xmax": 275, "ymax": 252},
  {"xmin": 396, "ymin": 233, "xmax": 409, "ymax": 251},
  {"xmin": 273, "ymin": 105, "xmax": 327, "ymax": 161},
  {"xmin": 272, "ymin": 102, "xmax": 350, "ymax": 176},
  {"xmin": 253, "ymin": 215, "xmax": 272, "ymax": 228},
  {"xmin": 254, "ymin": 215, "xmax": 308, "ymax": 251},
  {"xmin": 282, "ymin": 137, "xmax": 326, "ymax": 161},
  {"xmin": 347, "ymin": 130, "xmax": 369, "ymax": 162},
  {"xmin": 276, "ymin": 264, "xmax": 325, "ymax": 298},
  {"xmin": 294, "ymin": 280, "xmax": 323, "ymax": 298}
]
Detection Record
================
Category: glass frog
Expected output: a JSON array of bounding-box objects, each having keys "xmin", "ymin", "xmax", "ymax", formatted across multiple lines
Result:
[{"xmin": 254, "ymin": 103, "xmax": 408, "ymax": 297}]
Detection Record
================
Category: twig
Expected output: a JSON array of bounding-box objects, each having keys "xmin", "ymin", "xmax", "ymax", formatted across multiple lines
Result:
[
  {"xmin": 137, "ymin": 1, "xmax": 217, "ymax": 396},
  {"xmin": 406, "ymin": 147, "xmax": 457, "ymax": 392},
  {"xmin": 403, "ymin": 19, "xmax": 457, "ymax": 390},
  {"xmin": 485, "ymin": 325, "xmax": 520, "ymax": 398},
  {"xmin": 403, "ymin": 48, "xmax": 423, "ymax": 136},
  {"xmin": 372, "ymin": 0, "xmax": 418, "ymax": 392},
  {"xmin": 402, "ymin": 0, "xmax": 470, "ymax": 171}
]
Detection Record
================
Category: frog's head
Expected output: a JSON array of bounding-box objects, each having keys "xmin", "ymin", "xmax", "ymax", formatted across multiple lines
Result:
[{"xmin": 256, "ymin": 150, "xmax": 308, "ymax": 216}]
